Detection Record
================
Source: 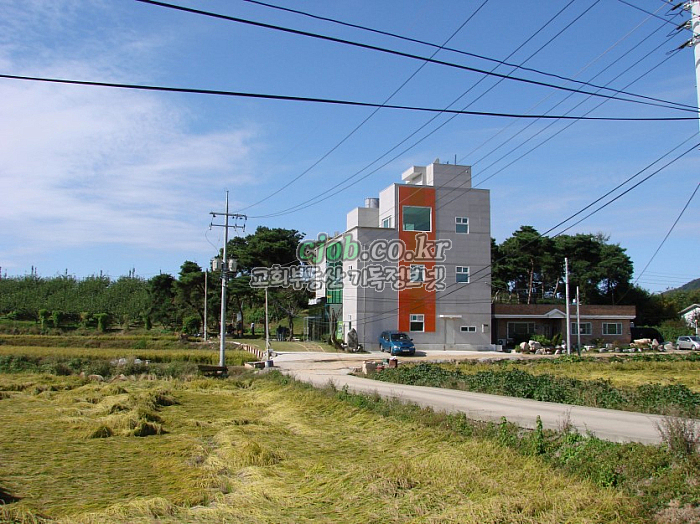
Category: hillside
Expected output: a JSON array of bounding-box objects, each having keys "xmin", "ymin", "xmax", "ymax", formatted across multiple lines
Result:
[{"xmin": 664, "ymin": 277, "xmax": 700, "ymax": 294}]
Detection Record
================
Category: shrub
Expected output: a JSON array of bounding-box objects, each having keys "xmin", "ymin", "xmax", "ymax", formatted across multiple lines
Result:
[
  {"xmin": 531, "ymin": 334, "xmax": 552, "ymax": 346},
  {"xmin": 38, "ymin": 309, "xmax": 50, "ymax": 330},
  {"xmin": 656, "ymin": 415, "xmax": 699, "ymax": 458},
  {"xmin": 182, "ymin": 315, "xmax": 201, "ymax": 335},
  {"xmin": 51, "ymin": 310, "xmax": 64, "ymax": 328},
  {"xmin": 95, "ymin": 313, "xmax": 110, "ymax": 332}
]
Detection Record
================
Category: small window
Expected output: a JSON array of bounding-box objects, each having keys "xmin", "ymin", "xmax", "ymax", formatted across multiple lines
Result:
[
  {"xmin": 460, "ymin": 326, "xmax": 476, "ymax": 332},
  {"xmin": 382, "ymin": 216, "xmax": 392, "ymax": 229},
  {"xmin": 603, "ymin": 323, "xmax": 622, "ymax": 335},
  {"xmin": 410, "ymin": 264, "xmax": 425, "ymax": 283},
  {"xmin": 403, "ymin": 206, "xmax": 431, "ymax": 232},
  {"xmin": 456, "ymin": 266, "xmax": 470, "ymax": 283},
  {"xmin": 571, "ymin": 322, "xmax": 592, "ymax": 335},
  {"xmin": 409, "ymin": 314, "xmax": 424, "ymax": 332},
  {"xmin": 455, "ymin": 217, "xmax": 469, "ymax": 234}
]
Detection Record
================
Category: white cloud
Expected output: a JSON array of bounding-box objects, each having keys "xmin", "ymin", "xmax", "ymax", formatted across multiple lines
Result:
[{"xmin": 0, "ymin": 2, "xmax": 263, "ymax": 272}]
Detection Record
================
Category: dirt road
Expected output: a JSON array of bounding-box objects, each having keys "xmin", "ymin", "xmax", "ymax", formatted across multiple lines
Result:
[{"xmin": 273, "ymin": 350, "xmax": 669, "ymax": 444}]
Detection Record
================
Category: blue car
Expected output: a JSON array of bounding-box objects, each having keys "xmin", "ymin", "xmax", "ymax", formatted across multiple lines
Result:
[{"xmin": 379, "ymin": 331, "xmax": 416, "ymax": 356}]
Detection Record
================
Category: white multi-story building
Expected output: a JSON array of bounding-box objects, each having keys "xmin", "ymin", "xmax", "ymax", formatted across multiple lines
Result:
[{"xmin": 315, "ymin": 160, "xmax": 493, "ymax": 351}]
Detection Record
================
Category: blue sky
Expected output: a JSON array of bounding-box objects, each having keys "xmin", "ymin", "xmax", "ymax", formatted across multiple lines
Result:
[{"xmin": 0, "ymin": 0, "xmax": 698, "ymax": 293}]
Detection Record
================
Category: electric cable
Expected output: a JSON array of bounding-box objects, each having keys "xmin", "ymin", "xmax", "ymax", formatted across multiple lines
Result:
[
  {"xmin": 620, "ymin": 180, "xmax": 700, "ymax": 301},
  {"xmin": 237, "ymin": 0, "xmax": 491, "ymax": 212},
  {"xmin": 247, "ymin": 0, "xmax": 583, "ymax": 217},
  {"xmin": 4, "ymin": 73, "xmax": 694, "ymax": 120},
  {"xmin": 463, "ymin": 9, "xmax": 672, "ymax": 170},
  {"xmin": 136, "ymin": 0, "xmax": 697, "ymax": 112},
  {"xmin": 249, "ymin": 0, "xmax": 674, "ymax": 219},
  {"xmin": 241, "ymin": 0, "xmax": 695, "ymax": 111},
  {"xmin": 616, "ymin": 0, "xmax": 685, "ymax": 27},
  {"xmin": 468, "ymin": 41, "xmax": 681, "ymax": 187}
]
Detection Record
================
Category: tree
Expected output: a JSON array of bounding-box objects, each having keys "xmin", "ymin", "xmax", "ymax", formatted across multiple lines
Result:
[
  {"xmin": 498, "ymin": 226, "xmax": 551, "ymax": 304},
  {"xmin": 597, "ymin": 241, "xmax": 633, "ymax": 303},
  {"xmin": 174, "ymin": 261, "xmax": 206, "ymax": 329},
  {"xmin": 147, "ymin": 274, "xmax": 177, "ymax": 328},
  {"xmin": 493, "ymin": 227, "xmax": 634, "ymax": 306},
  {"xmin": 271, "ymin": 287, "xmax": 310, "ymax": 339},
  {"xmin": 228, "ymin": 226, "xmax": 305, "ymax": 271},
  {"xmin": 224, "ymin": 226, "xmax": 306, "ymax": 333}
]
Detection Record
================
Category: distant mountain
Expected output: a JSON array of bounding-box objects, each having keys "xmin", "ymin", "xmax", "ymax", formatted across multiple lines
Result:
[{"xmin": 663, "ymin": 277, "xmax": 700, "ymax": 294}]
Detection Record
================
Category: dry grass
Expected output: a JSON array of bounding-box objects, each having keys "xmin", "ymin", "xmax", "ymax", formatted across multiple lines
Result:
[
  {"xmin": 0, "ymin": 344, "xmax": 256, "ymax": 366},
  {"xmin": 0, "ymin": 373, "xmax": 643, "ymax": 523}
]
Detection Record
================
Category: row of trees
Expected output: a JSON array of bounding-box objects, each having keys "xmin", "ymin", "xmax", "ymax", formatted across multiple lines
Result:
[
  {"xmin": 0, "ymin": 227, "xmax": 310, "ymax": 334},
  {"xmin": 491, "ymin": 226, "xmax": 700, "ymax": 327},
  {"xmin": 491, "ymin": 226, "xmax": 634, "ymax": 305},
  {"xmin": 1, "ymin": 225, "xmax": 694, "ymax": 332}
]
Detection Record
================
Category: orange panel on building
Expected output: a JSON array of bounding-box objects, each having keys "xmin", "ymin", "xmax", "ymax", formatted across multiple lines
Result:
[{"xmin": 397, "ymin": 185, "xmax": 436, "ymax": 333}]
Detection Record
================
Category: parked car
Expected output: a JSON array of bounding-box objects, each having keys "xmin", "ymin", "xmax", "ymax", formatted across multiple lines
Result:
[
  {"xmin": 676, "ymin": 335, "xmax": 700, "ymax": 350},
  {"xmin": 379, "ymin": 331, "xmax": 416, "ymax": 356}
]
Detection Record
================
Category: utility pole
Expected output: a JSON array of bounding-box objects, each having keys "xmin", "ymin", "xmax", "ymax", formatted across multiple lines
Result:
[
  {"xmin": 209, "ymin": 191, "xmax": 246, "ymax": 368},
  {"xmin": 265, "ymin": 286, "xmax": 271, "ymax": 359},
  {"xmin": 203, "ymin": 270, "xmax": 208, "ymax": 341},
  {"xmin": 576, "ymin": 286, "xmax": 581, "ymax": 356},
  {"xmin": 674, "ymin": 1, "xmax": 700, "ymax": 133},
  {"xmin": 565, "ymin": 257, "xmax": 571, "ymax": 355},
  {"xmin": 692, "ymin": 0, "xmax": 700, "ymax": 134}
]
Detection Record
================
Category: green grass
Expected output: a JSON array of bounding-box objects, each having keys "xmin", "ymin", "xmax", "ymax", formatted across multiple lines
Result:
[
  {"xmin": 485, "ymin": 354, "xmax": 700, "ymax": 392},
  {"xmin": 372, "ymin": 360, "xmax": 700, "ymax": 417},
  {"xmin": 0, "ymin": 372, "xmax": 644, "ymax": 523}
]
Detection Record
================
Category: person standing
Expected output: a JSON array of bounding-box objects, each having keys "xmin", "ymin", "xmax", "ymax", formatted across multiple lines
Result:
[{"xmin": 250, "ymin": 321, "xmax": 255, "ymax": 337}]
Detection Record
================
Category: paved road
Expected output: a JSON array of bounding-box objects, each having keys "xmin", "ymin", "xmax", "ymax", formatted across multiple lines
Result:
[{"xmin": 272, "ymin": 350, "xmax": 672, "ymax": 444}]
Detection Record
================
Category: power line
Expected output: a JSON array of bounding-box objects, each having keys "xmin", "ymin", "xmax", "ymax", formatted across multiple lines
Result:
[
  {"xmin": 242, "ymin": 0, "xmax": 696, "ymax": 111},
  {"xmin": 541, "ymin": 132, "xmax": 699, "ymax": 238},
  {"xmin": 3, "ymin": 73, "xmax": 696, "ymax": 122},
  {"xmin": 237, "ymin": 0, "xmax": 491, "ymax": 212},
  {"xmin": 464, "ymin": 10, "xmax": 674, "ymax": 171},
  {"xmin": 136, "ymin": 0, "xmax": 698, "ymax": 112},
  {"xmin": 467, "ymin": 37, "xmax": 681, "ymax": 187},
  {"xmin": 248, "ymin": 0, "xmax": 585, "ymax": 217},
  {"xmin": 247, "ymin": 2, "xmax": 688, "ymax": 218},
  {"xmin": 616, "ymin": 0, "xmax": 686, "ymax": 27},
  {"xmin": 632, "ymin": 181, "xmax": 700, "ymax": 287},
  {"xmin": 249, "ymin": 4, "xmax": 689, "ymax": 220}
]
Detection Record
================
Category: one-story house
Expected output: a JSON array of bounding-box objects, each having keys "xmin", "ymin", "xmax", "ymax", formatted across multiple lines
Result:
[{"xmin": 492, "ymin": 303, "xmax": 636, "ymax": 347}]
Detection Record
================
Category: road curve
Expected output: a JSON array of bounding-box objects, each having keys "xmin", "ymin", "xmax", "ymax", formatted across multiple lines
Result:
[{"xmin": 273, "ymin": 351, "xmax": 674, "ymax": 444}]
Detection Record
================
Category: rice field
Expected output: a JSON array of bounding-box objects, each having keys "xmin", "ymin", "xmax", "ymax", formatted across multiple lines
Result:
[{"xmin": 0, "ymin": 372, "xmax": 640, "ymax": 523}]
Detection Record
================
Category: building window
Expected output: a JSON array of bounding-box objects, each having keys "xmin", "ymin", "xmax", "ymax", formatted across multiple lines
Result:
[
  {"xmin": 410, "ymin": 264, "xmax": 425, "ymax": 283},
  {"xmin": 571, "ymin": 322, "xmax": 592, "ymax": 335},
  {"xmin": 409, "ymin": 314, "xmax": 424, "ymax": 332},
  {"xmin": 381, "ymin": 216, "xmax": 392, "ymax": 228},
  {"xmin": 455, "ymin": 217, "xmax": 469, "ymax": 234},
  {"xmin": 507, "ymin": 322, "xmax": 535, "ymax": 338},
  {"xmin": 456, "ymin": 266, "xmax": 470, "ymax": 283},
  {"xmin": 603, "ymin": 323, "xmax": 622, "ymax": 335},
  {"xmin": 460, "ymin": 326, "xmax": 476, "ymax": 332},
  {"xmin": 403, "ymin": 206, "xmax": 431, "ymax": 232}
]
